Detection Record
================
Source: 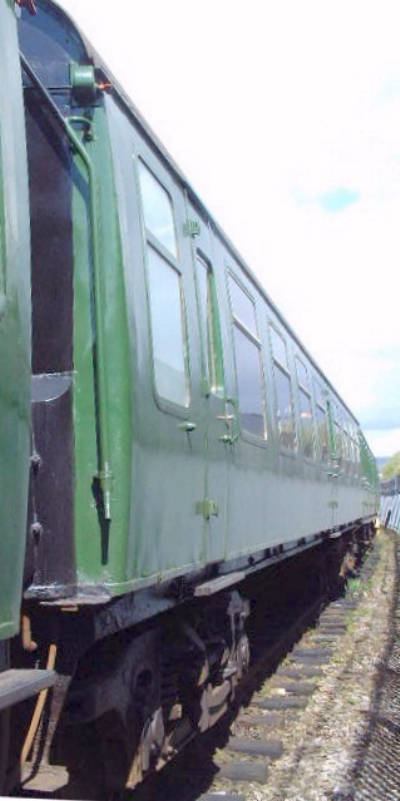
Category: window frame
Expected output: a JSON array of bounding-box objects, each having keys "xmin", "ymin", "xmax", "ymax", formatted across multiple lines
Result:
[
  {"xmin": 350, "ymin": 424, "xmax": 361, "ymax": 477},
  {"xmin": 195, "ymin": 250, "xmax": 224, "ymax": 397},
  {"xmin": 137, "ymin": 156, "xmax": 190, "ymax": 412},
  {"xmin": 228, "ymin": 270, "xmax": 267, "ymax": 443},
  {"xmin": 313, "ymin": 379, "xmax": 330, "ymax": 464},
  {"xmin": 269, "ymin": 322, "xmax": 297, "ymax": 453},
  {"xmin": 341, "ymin": 414, "xmax": 352, "ymax": 475},
  {"xmin": 331, "ymin": 401, "xmax": 344, "ymax": 465},
  {"xmin": 137, "ymin": 159, "xmax": 178, "ymax": 259},
  {"xmin": 295, "ymin": 356, "xmax": 316, "ymax": 461}
]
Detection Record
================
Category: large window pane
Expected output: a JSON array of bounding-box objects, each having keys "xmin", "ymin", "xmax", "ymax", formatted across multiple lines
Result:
[
  {"xmin": 299, "ymin": 387, "xmax": 315, "ymax": 458},
  {"xmin": 315, "ymin": 403, "xmax": 329, "ymax": 462},
  {"xmin": 314, "ymin": 380, "xmax": 329, "ymax": 462},
  {"xmin": 351, "ymin": 428, "xmax": 360, "ymax": 475},
  {"xmin": 233, "ymin": 325, "xmax": 265, "ymax": 437},
  {"xmin": 147, "ymin": 246, "xmax": 188, "ymax": 406},
  {"xmin": 270, "ymin": 326, "xmax": 288, "ymax": 369},
  {"xmin": 340, "ymin": 417, "xmax": 351, "ymax": 473},
  {"xmin": 229, "ymin": 275, "xmax": 257, "ymax": 335},
  {"xmin": 197, "ymin": 254, "xmax": 221, "ymax": 391},
  {"xmin": 139, "ymin": 161, "xmax": 177, "ymax": 257},
  {"xmin": 296, "ymin": 357, "xmax": 309, "ymax": 389},
  {"xmin": 334, "ymin": 423, "xmax": 342, "ymax": 459},
  {"xmin": 296, "ymin": 358, "xmax": 315, "ymax": 458},
  {"xmin": 314, "ymin": 380, "xmax": 327, "ymax": 409},
  {"xmin": 273, "ymin": 364, "xmax": 296, "ymax": 449},
  {"xmin": 332, "ymin": 403, "xmax": 343, "ymax": 459}
]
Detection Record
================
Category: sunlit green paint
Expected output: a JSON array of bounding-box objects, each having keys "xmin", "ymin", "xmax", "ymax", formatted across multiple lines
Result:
[
  {"xmin": 17, "ymin": 0, "xmax": 378, "ymax": 604},
  {"xmin": 67, "ymin": 113, "xmax": 113, "ymax": 521},
  {"xmin": 0, "ymin": 0, "xmax": 31, "ymax": 637},
  {"xmin": 72, "ymin": 105, "xmax": 132, "ymax": 585},
  {"xmin": 69, "ymin": 93, "xmax": 378, "ymax": 596}
]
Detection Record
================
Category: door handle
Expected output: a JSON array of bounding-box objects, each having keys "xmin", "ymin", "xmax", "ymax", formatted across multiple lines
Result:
[
  {"xmin": 217, "ymin": 397, "xmax": 240, "ymax": 444},
  {"xmin": 178, "ymin": 421, "xmax": 196, "ymax": 432}
]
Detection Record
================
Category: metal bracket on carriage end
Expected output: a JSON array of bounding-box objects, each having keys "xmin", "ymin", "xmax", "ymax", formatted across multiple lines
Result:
[
  {"xmin": 0, "ymin": 669, "xmax": 55, "ymax": 712},
  {"xmin": 194, "ymin": 571, "xmax": 246, "ymax": 597},
  {"xmin": 195, "ymin": 497, "xmax": 219, "ymax": 520},
  {"xmin": 328, "ymin": 528, "xmax": 342, "ymax": 539},
  {"xmin": 183, "ymin": 219, "xmax": 201, "ymax": 237}
]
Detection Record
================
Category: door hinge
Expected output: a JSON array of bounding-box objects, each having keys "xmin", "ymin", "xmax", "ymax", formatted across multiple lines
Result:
[
  {"xmin": 183, "ymin": 219, "xmax": 201, "ymax": 237},
  {"xmin": 195, "ymin": 498, "xmax": 219, "ymax": 520}
]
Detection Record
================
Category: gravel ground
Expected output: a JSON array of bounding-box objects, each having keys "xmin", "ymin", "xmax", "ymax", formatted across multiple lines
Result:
[{"xmin": 212, "ymin": 529, "xmax": 396, "ymax": 801}]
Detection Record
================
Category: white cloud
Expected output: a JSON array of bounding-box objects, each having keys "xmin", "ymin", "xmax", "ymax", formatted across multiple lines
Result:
[{"xmin": 364, "ymin": 428, "xmax": 400, "ymax": 459}]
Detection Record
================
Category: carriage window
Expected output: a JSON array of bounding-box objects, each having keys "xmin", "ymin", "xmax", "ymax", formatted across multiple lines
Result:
[
  {"xmin": 346, "ymin": 418, "xmax": 357, "ymax": 474},
  {"xmin": 269, "ymin": 326, "xmax": 288, "ymax": 368},
  {"xmin": 270, "ymin": 326, "xmax": 296, "ymax": 450},
  {"xmin": 274, "ymin": 368, "xmax": 296, "ymax": 449},
  {"xmin": 196, "ymin": 254, "xmax": 222, "ymax": 392},
  {"xmin": 314, "ymin": 381, "xmax": 329, "ymax": 462},
  {"xmin": 229, "ymin": 275, "xmax": 266, "ymax": 438},
  {"xmin": 295, "ymin": 358, "xmax": 315, "ymax": 459},
  {"xmin": 147, "ymin": 246, "xmax": 188, "ymax": 406},
  {"xmin": 233, "ymin": 327, "xmax": 265, "ymax": 436},
  {"xmin": 342, "ymin": 417, "xmax": 352, "ymax": 473},
  {"xmin": 296, "ymin": 358, "xmax": 308, "ymax": 389},
  {"xmin": 229, "ymin": 275, "xmax": 258, "ymax": 335},
  {"xmin": 138, "ymin": 161, "xmax": 177, "ymax": 257},
  {"xmin": 332, "ymin": 402, "xmax": 343, "ymax": 461},
  {"xmin": 351, "ymin": 427, "xmax": 361, "ymax": 475}
]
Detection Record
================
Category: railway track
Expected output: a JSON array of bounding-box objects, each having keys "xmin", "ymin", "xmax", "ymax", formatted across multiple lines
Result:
[
  {"xmin": 125, "ymin": 542, "xmax": 390, "ymax": 801},
  {"xmin": 339, "ymin": 531, "xmax": 400, "ymax": 801},
  {"xmin": 17, "ymin": 533, "xmax": 390, "ymax": 801},
  {"xmin": 202, "ymin": 597, "xmax": 363, "ymax": 800},
  {"xmin": 121, "ymin": 537, "xmax": 382, "ymax": 801}
]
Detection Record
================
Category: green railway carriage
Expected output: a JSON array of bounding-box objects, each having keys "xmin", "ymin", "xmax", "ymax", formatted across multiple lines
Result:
[
  {"xmin": 0, "ymin": 0, "xmax": 31, "ymax": 646},
  {"xmin": 17, "ymin": 0, "xmax": 377, "ymax": 605},
  {"xmin": 0, "ymin": 0, "xmax": 378, "ymax": 793},
  {"xmin": 0, "ymin": 3, "xmax": 56, "ymax": 792}
]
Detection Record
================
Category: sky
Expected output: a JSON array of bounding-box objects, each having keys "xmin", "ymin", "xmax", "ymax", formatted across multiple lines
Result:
[{"xmin": 58, "ymin": 0, "xmax": 400, "ymax": 458}]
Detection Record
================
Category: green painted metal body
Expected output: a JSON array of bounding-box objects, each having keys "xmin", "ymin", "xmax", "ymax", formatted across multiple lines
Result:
[
  {"xmin": 71, "ymin": 105, "xmax": 132, "ymax": 585},
  {"xmin": 0, "ymin": 0, "xmax": 31, "ymax": 637},
  {"xmin": 18, "ymin": 0, "xmax": 378, "ymax": 604},
  {"xmin": 68, "ymin": 85, "xmax": 378, "ymax": 595}
]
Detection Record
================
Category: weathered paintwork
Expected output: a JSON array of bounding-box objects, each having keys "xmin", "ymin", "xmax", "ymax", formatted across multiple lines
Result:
[
  {"xmin": 0, "ymin": 0, "xmax": 31, "ymax": 638},
  {"xmin": 18, "ymin": 0, "xmax": 378, "ymax": 605}
]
